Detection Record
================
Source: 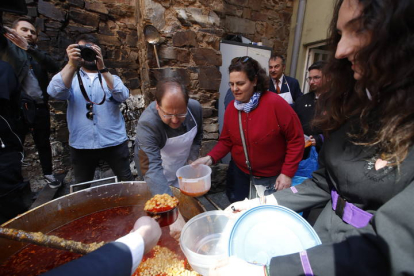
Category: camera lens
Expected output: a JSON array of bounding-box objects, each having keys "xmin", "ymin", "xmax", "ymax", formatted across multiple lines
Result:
[{"xmin": 78, "ymin": 44, "xmax": 96, "ymax": 62}]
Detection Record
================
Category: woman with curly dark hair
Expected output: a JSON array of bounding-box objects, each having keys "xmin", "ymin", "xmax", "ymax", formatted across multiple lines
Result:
[
  {"xmin": 213, "ymin": 0, "xmax": 414, "ymax": 275},
  {"xmin": 193, "ymin": 56, "xmax": 304, "ymax": 202}
]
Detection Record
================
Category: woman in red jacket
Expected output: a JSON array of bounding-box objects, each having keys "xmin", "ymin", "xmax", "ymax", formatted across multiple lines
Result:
[{"xmin": 193, "ymin": 57, "xmax": 304, "ymax": 202}]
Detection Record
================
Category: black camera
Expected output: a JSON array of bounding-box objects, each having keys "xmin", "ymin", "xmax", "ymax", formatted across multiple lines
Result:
[{"xmin": 78, "ymin": 44, "xmax": 96, "ymax": 62}]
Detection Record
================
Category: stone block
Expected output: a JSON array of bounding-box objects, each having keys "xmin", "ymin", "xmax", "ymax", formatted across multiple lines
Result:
[
  {"xmin": 149, "ymin": 68, "xmax": 190, "ymax": 87},
  {"xmin": 172, "ymin": 31, "xmax": 197, "ymax": 47},
  {"xmin": 176, "ymin": 49, "xmax": 191, "ymax": 63},
  {"xmin": 191, "ymin": 48, "xmax": 222, "ymax": 66},
  {"xmin": 128, "ymin": 78, "xmax": 140, "ymax": 89},
  {"xmin": 226, "ymin": 0, "xmax": 248, "ymax": 7},
  {"xmin": 159, "ymin": 46, "xmax": 177, "ymax": 60},
  {"xmin": 69, "ymin": 9, "xmax": 100, "ymax": 28},
  {"xmin": 251, "ymin": 11, "xmax": 266, "ymax": 22},
  {"xmin": 99, "ymin": 22, "xmax": 114, "ymax": 36},
  {"xmin": 96, "ymin": 34, "xmax": 122, "ymax": 46},
  {"xmin": 203, "ymin": 132, "xmax": 219, "ymax": 140},
  {"xmin": 223, "ymin": 3, "xmax": 239, "ymax": 17},
  {"xmin": 27, "ymin": 7, "xmax": 38, "ymax": 17},
  {"xmin": 106, "ymin": 60, "xmax": 139, "ymax": 70},
  {"xmin": 85, "ymin": 1, "xmax": 108, "ymax": 14},
  {"xmin": 200, "ymin": 140, "xmax": 217, "ymax": 156},
  {"xmin": 68, "ymin": 0, "xmax": 85, "ymax": 8},
  {"xmin": 224, "ymin": 15, "xmax": 256, "ymax": 34},
  {"xmin": 248, "ymin": 0, "xmax": 262, "ymax": 10},
  {"xmin": 199, "ymin": 66, "xmax": 221, "ymax": 91},
  {"xmin": 175, "ymin": 8, "xmax": 220, "ymax": 28},
  {"xmin": 204, "ymin": 123, "xmax": 219, "ymax": 133},
  {"xmin": 126, "ymin": 31, "xmax": 138, "ymax": 47},
  {"xmin": 38, "ymin": 0, "xmax": 66, "ymax": 22},
  {"xmin": 144, "ymin": 0, "xmax": 166, "ymax": 30},
  {"xmin": 66, "ymin": 25, "xmax": 97, "ymax": 34}
]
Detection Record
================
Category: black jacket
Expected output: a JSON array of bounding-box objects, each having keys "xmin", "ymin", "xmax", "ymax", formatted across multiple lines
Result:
[{"xmin": 0, "ymin": 35, "xmax": 60, "ymax": 103}]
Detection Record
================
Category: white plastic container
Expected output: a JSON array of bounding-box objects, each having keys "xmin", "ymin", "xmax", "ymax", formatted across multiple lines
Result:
[
  {"xmin": 176, "ymin": 164, "xmax": 212, "ymax": 197},
  {"xmin": 180, "ymin": 211, "xmax": 238, "ymax": 275}
]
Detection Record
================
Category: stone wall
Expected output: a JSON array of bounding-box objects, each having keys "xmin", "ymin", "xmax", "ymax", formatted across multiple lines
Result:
[{"xmin": 3, "ymin": 0, "xmax": 294, "ymax": 192}]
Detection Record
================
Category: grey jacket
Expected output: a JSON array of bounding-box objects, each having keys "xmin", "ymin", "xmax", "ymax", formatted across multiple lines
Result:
[{"xmin": 134, "ymin": 99, "xmax": 203, "ymax": 195}]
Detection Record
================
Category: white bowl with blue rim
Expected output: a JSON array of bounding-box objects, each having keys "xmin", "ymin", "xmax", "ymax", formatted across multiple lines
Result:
[{"xmin": 228, "ymin": 205, "xmax": 322, "ymax": 266}]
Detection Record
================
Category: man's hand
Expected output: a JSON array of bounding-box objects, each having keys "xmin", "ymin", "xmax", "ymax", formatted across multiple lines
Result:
[
  {"xmin": 191, "ymin": 156, "xmax": 213, "ymax": 167},
  {"xmin": 90, "ymin": 44, "xmax": 105, "ymax": 71},
  {"xmin": 66, "ymin": 44, "xmax": 83, "ymax": 69},
  {"xmin": 275, "ymin": 173, "xmax": 292, "ymax": 191},
  {"xmin": 132, "ymin": 216, "xmax": 161, "ymax": 254},
  {"xmin": 225, "ymin": 198, "xmax": 261, "ymax": 213},
  {"xmin": 169, "ymin": 212, "xmax": 185, "ymax": 241},
  {"xmin": 3, "ymin": 26, "xmax": 28, "ymax": 50},
  {"xmin": 309, "ymin": 135, "xmax": 316, "ymax": 146}
]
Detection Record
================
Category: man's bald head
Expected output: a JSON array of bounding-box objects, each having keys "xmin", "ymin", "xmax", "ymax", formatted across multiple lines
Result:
[{"xmin": 155, "ymin": 78, "xmax": 188, "ymax": 107}]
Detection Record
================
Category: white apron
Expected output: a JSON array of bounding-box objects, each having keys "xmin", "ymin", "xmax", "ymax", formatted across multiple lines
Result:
[
  {"xmin": 160, "ymin": 109, "xmax": 198, "ymax": 187},
  {"xmin": 278, "ymin": 77, "xmax": 293, "ymax": 104}
]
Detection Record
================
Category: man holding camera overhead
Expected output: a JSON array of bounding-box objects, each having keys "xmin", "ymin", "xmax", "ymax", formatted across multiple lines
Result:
[{"xmin": 48, "ymin": 34, "xmax": 134, "ymax": 188}]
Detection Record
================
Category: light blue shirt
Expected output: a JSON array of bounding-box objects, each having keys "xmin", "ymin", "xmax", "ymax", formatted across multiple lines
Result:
[{"xmin": 47, "ymin": 69, "xmax": 129, "ymax": 149}]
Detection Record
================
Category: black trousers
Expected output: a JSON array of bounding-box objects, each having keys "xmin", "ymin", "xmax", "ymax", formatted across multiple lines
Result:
[
  {"xmin": 70, "ymin": 140, "xmax": 134, "ymax": 185},
  {"xmin": 0, "ymin": 151, "xmax": 32, "ymax": 224},
  {"xmin": 225, "ymin": 160, "xmax": 250, "ymax": 203},
  {"xmin": 18, "ymin": 104, "xmax": 53, "ymax": 175}
]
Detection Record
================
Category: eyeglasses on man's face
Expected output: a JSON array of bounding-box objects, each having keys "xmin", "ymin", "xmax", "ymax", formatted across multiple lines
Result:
[
  {"xmin": 158, "ymin": 106, "xmax": 187, "ymax": 119},
  {"xmin": 86, "ymin": 103, "xmax": 94, "ymax": 120},
  {"xmin": 307, "ymin": 76, "xmax": 322, "ymax": 82}
]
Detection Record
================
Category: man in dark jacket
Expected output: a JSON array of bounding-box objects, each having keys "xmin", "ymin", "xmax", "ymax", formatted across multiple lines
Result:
[
  {"xmin": 0, "ymin": 60, "xmax": 32, "ymax": 224},
  {"xmin": 268, "ymin": 54, "xmax": 302, "ymax": 105},
  {"xmin": 293, "ymin": 60, "xmax": 327, "ymax": 158},
  {"xmin": 1, "ymin": 18, "xmax": 61, "ymax": 188}
]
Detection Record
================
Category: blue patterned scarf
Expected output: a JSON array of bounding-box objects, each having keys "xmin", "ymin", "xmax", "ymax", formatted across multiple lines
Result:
[{"xmin": 234, "ymin": 92, "xmax": 261, "ymax": 113}]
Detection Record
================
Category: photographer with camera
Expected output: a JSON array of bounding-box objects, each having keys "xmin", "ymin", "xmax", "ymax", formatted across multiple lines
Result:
[
  {"xmin": 0, "ymin": 18, "xmax": 61, "ymax": 189},
  {"xmin": 47, "ymin": 34, "xmax": 134, "ymax": 188}
]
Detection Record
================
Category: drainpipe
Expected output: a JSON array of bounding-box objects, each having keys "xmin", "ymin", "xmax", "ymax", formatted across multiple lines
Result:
[{"xmin": 289, "ymin": 0, "xmax": 306, "ymax": 78}]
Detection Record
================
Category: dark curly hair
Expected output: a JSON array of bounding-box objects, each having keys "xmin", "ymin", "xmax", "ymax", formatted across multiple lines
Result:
[
  {"xmin": 228, "ymin": 56, "xmax": 269, "ymax": 94},
  {"xmin": 314, "ymin": 0, "xmax": 414, "ymax": 164}
]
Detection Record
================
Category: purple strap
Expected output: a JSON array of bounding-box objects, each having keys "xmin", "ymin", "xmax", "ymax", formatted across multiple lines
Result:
[
  {"xmin": 290, "ymin": 186, "xmax": 298, "ymax": 193},
  {"xmin": 331, "ymin": 190, "xmax": 373, "ymax": 228},
  {"xmin": 299, "ymin": 251, "xmax": 314, "ymax": 276}
]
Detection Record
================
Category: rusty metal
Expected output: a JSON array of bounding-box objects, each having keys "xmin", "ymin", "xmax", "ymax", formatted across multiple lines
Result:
[{"xmin": 0, "ymin": 181, "xmax": 206, "ymax": 264}]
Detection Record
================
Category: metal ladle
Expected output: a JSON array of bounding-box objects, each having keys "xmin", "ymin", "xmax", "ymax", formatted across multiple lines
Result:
[{"xmin": 144, "ymin": 25, "xmax": 161, "ymax": 68}]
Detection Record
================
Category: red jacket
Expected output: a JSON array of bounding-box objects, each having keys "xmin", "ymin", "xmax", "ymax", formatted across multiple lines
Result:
[{"xmin": 209, "ymin": 91, "xmax": 304, "ymax": 177}]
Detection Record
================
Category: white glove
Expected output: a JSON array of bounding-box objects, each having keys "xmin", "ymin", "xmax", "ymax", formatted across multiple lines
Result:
[
  {"xmin": 225, "ymin": 196, "xmax": 278, "ymax": 213},
  {"xmin": 209, "ymin": 256, "xmax": 266, "ymax": 276}
]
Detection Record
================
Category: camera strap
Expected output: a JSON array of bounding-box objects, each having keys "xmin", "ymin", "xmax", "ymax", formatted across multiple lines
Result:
[{"xmin": 76, "ymin": 69, "xmax": 106, "ymax": 105}]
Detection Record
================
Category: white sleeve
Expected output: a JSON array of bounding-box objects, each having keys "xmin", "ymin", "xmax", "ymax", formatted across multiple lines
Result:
[{"xmin": 116, "ymin": 231, "xmax": 145, "ymax": 275}]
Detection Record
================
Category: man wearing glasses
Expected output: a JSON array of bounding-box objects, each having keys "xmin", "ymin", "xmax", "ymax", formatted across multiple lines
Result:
[
  {"xmin": 47, "ymin": 34, "xmax": 133, "ymax": 187},
  {"xmin": 134, "ymin": 78, "xmax": 203, "ymax": 196},
  {"xmin": 293, "ymin": 60, "xmax": 327, "ymax": 158}
]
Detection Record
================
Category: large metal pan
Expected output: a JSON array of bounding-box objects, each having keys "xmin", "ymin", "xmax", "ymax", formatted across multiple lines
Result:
[{"xmin": 0, "ymin": 181, "xmax": 206, "ymax": 264}]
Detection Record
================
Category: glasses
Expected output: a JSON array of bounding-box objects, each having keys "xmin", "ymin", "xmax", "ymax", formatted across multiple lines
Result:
[
  {"xmin": 231, "ymin": 56, "xmax": 250, "ymax": 64},
  {"xmin": 86, "ymin": 103, "xmax": 94, "ymax": 120},
  {"xmin": 307, "ymin": 76, "xmax": 322, "ymax": 82},
  {"xmin": 158, "ymin": 106, "xmax": 187, "ymax": 119}
]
